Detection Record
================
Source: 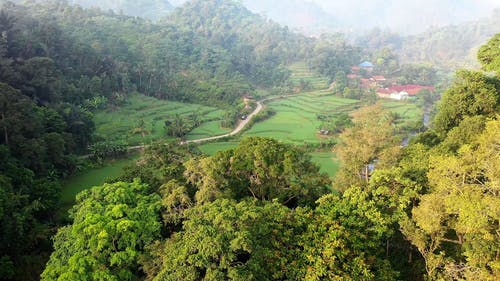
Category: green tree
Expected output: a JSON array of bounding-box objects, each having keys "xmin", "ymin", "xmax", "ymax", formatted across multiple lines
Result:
[
  {"xmin": 373, "ymin": 48, "xmax": 399, "ymax": 75},
  {"xmin": 301, "ymin": 191, "xmax": 397, "ymax": 281},
  {"xmin": 333, "ymin": 70, "xmax": 348, "ymax": 95},
  {"xmin": 433, "ymin": 70, "xmax": 498, "ymax": 137},
  {"xmin": 42, "ymin": 180, "xmax": 162, "ymax": 281},
  {"xmin": 477, "ymin": 33, "xmax": 500, "ymax": 73},
  {"xmin": 402, "ymin": 118, "xmax": 500, "ymax": 280},
  {"xmin": 165, "ymin": 114, "xmax": 188, "ymax": 138},
  {"xmin": 398, "ymin": 63, "xmax": 438, "ymax": 85},
  {"xmin": 130, "ymin": 118, "xmax": 149, "ymax": 139},
  {"xmin": 152, "ymin": 199, "xmax": 307, "ymax": 281},
  {"xmin": 0, "ymin": 145, "xmax": 61, "ymax": 280},
  {"xmin": 115, "ymin": 142, "xmax": 197, "ymax": 190},
  {"xmin": 334, "ymin": 104, "xmax": 401, "ymax": 190},
  {"xmin": 184, "ymin": 137, "xmax": 330, "ymax": 207}
]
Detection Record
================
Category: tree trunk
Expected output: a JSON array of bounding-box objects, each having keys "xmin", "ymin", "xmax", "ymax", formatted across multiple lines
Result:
[
  {"xmin": 386, "ymin": 239, "xmax": 390, "ymax": 258},
  {"xmin": 1, "ymin": 112, "xmax": 7, "ymax": 145},
  {"xmin": 365, "ymin": 164, "xmax": 369, "ymax": 183},
  {"xmin": 148, "ymin": 75, "xmax": 153, "ymax": 93}
]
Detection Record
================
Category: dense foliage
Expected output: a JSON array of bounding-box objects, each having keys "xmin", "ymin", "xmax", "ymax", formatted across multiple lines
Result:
[
  {"xmin": 67, "ymin": 0, "xmax": 174, "ymax": 20},
  {"xmin": 1, "ymin": 0, "xmax": 499, "ymax": 280},
  {"xmin": 184, "ymin": 137, "xmax": 330, "ymax": 207},
  {"xmin": 42, "ymin": 180, "xmax": 162, "ymax": 280},
  {"xmin": 395, "ymin": 34, "xmax": 500, "ymax": 280}
]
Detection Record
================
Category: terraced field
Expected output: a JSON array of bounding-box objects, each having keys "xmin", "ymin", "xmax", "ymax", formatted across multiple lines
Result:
[
  {"xmin": 94, "ymin": 94, "xmax": 228, "ymax": 145},
  {"xmin": 288, "ymin": 62, "xmax": 330, "ymax": 90},
  {"xmin": 244, "ymin": 91, "xmax": 360, "ymax": 144}
]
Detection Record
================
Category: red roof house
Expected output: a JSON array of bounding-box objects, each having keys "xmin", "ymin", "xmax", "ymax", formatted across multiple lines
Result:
[{"xmin": 376, "ymin": 85, "xmax": 435, "ymax": 100}]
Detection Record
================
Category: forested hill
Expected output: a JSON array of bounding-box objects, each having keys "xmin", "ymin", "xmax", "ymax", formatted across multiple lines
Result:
[
  {"xmin": 357, "ymin": 10, "xmax": 500, "ymax": 69},
  {"xmin": 167, "ymin": 0, "xmax": 361, "ymax": 81},
  {"xmin": 167, "ymin": 0, "xmax": 312, "ymax": 67},
  {"xmin": 1, "ymin": 0, "xmax": 301, "ymax": 107},
  {"xmin": 58, "ymin": 0, "xmax": 173, "ymax": 20}
]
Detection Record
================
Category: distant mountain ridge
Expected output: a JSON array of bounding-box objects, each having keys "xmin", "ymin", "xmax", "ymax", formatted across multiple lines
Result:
[
  {"xmin": 397, "ymin": 10, "xmax": 500, "ymax": 69},
  {"xmin": 241, "ymin": 0, "xmax": 338, "ymax": 35},
  {"xmin": 67, "ymin": 0, "xmax": 173, "ymax": 19},
  {"xmin": 356, "ymin": 10, "xmax": 500, "ymax": 69},
  {"xmin": 171, "ymin": 0, "xmax": 499, "ymax": 36}
]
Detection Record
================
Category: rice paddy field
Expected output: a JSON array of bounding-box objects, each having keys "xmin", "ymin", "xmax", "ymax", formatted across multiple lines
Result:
[
  {"xmin": 62, "ymin": 63, "xmax": 424, "ymax": 219},
  {"xmin": 244, "ymin": 91, "xmax": 360, "ymax": 144},
  {"xmin": 288, "ymin": 62, "xmax": 330, "ymax": 90},
  {"xmin": 94, "ymin": 94, "xmax": 229, "ymax": 145},
  {"xmin": 185, "ymin": 120, "xmax": 231, "ymax": 140}
]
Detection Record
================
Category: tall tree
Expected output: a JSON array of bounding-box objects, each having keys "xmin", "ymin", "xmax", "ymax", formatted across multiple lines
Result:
[
  {"xmin": 432, "ymin": 70, "xmax": 498, "ymax": 137},
  {"xmin": 42, "ymin": 180, "xmax": 162, "ymax": 281},
  {"xmin": 152, "ymin": 199, "xmax": 308, "ymax": 281},
  {"xmin": 334, "ymin": 104, "xmax": 401, "ymax": 190},
  {"xmin": 184, "ymin": 137, "xmax": 330, "ymax": 207},
  {"xmin": 477, "ymin": 33, "xmax": 500, "ymax": 73},
  {"xmin": 401, "ymin": 118, "xmax": 500, "ymax": 280}
]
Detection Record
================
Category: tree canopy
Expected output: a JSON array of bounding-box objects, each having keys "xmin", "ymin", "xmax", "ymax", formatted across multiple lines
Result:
[
  {"xmin": 184, "ymin": 137, "xmax": 330, "ymax": 207},
  {"xmin": 41, "ymin": 180, "xmax": 162, "ymax": 281}
]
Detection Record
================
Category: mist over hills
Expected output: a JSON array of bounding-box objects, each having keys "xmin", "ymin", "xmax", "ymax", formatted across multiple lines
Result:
[
  {"xmin": 169, "ymin": 0, "xmax": 499, "ymax": 35},
  {"xmin": 169, "ymin": 0, "xmax": 500, "ymax": 69},
  {"xmin": 316, "ymin": 0, "xmax": 499, "ymax": 35},
  {"xmin": 353, "ymin": 9, "xmax": 500, "ymax": 69},
  {"xmin": 241, "ymin": 0, "xmax": 337, "ymax": 35},
  {"xmin": 67, "ymin": 0, "xmax": 173, "ymax": 19}
]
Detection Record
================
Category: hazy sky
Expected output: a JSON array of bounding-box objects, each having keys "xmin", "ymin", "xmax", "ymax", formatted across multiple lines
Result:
[
  {"xmin": 311, "ymin": 0, "xmax": 499, "ymax": 33},
  {"xmin": 170, "ymin": 0, "xmax": 499, "ymax": 34}
]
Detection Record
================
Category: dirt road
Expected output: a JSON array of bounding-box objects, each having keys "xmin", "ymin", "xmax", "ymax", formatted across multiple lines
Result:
[{"xmin": 181, "ymin": 100, "xmax": 264, "ymax": 144}]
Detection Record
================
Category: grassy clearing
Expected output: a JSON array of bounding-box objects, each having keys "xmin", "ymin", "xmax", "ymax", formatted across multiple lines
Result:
[
  {"xmin": 61, "ymin": 155, "xmax": 139, "ymax": 205},
  {"xmin": 379, "ymin": 100, "xmax": 423, "ymax": 128},
  {"xmin": 244, "ymin": 91, "xmax": 360, "ymax": 144},
  {"xmin": 94, "ymin": 94, "xmax": 227, "ymax": 145},
  {"xmin": 186, "ymin": 121, "xmax": 231, "ymax": 140},
  {"xmin": 310, "ymin": 151, "xmax": 340, "ymax": 177}
]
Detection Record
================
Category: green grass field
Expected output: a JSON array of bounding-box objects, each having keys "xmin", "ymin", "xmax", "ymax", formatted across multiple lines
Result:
[
  {"xmin": 244, "ymin": 91, "xmax": 360, "ymax": 144},
  {"xmin": 186, "ymin": 121, "xmax": 231, "ymax": 140},
  {"xmin": 309, "ymin": 151, "xmax": 340, "ymax": 177},
  {"xmin": 380, "ymin": 100, "xmax": 423, "ymax": 128},
  {"xmin": 94, "ymin": 94, "xmax": 227, "ymax": 145},
  {"xmin": 61, "ymin": 156, "xmax": 138, "ymax": 205}
]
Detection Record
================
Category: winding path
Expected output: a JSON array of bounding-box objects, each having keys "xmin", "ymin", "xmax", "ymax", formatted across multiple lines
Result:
[
  {"xmin": 181, "ymin": 100, "xmax": 264, "ymax": 144},
  {"xmin": 181, "ymin": 94, "xmax": 296, "ymax": 144}
]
